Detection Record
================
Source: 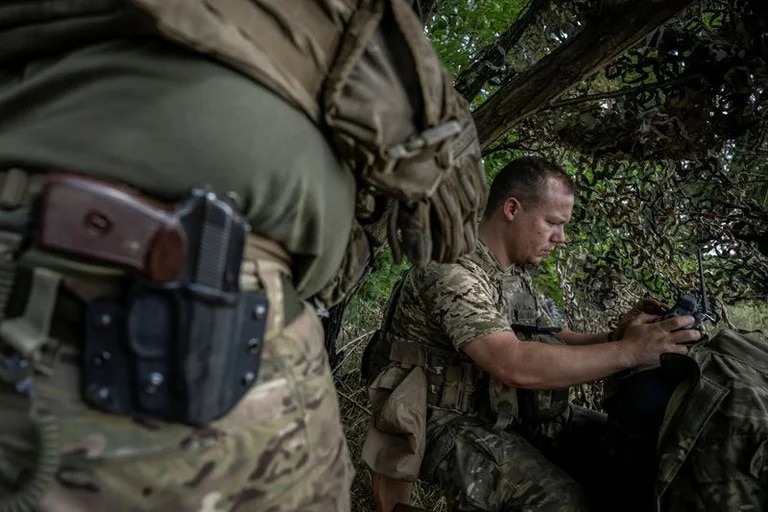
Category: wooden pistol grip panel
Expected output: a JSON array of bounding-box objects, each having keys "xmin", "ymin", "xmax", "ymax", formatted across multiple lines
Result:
[{"xmin": 37, "ymin": 174, "xmax": 187, "ymax": 282}]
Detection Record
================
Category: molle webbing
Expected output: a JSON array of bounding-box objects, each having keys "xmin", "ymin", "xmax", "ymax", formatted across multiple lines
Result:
[
  {"xmin": 0, "ymin": 0, "xmax": 354, "ymax": 124},
  {"xmin": 128, "ymin": 0, "xmax": 357, "ymax": 122},
  {"xmin": 388, "ymin": 337, "xmax": 482, "ymax": 414}
]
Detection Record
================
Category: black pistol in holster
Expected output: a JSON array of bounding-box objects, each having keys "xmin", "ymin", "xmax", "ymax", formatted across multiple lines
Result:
[{"xmin": 35, "ymin": 174, "xmax": 268, "ymax": 426}]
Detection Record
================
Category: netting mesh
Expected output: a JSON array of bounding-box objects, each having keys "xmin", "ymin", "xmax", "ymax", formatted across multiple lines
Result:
[{"xmin": 461, "ymin": 0, "xmax": 768, "ymax": 328}]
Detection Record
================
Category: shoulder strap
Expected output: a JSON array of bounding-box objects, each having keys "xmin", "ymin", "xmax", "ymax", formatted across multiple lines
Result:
[
  {"xmin": 380, "ymin": 270, "xmax": 410, "ymax": 335},
  {"xmin": 360, "ymin": 269, "xmax": 409, "ymax": 383}
]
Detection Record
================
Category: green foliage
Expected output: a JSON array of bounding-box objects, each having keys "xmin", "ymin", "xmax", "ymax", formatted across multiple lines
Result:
[
  {"xmin": 357, "ymin": 249, "xmax": 410, "ymax": 303},
  {"xmin": 532, "ymin": 253, "xmax": 565, "ymax": 305},
  {"xmin": 426, "ymin": 0, "xmax": 528, "ymax": 75},
  {"xmin": 344, "ymin": 249, "xmax": 409, "ymax": 334}
]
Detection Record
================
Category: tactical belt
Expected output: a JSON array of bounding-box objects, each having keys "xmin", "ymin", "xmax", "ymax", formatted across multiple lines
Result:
[
  {"xmin": 0, "ymin": 169, "xmax": 300, "ymax": 426},
  {"xmin": 388, "ymin": 336, "xmax": 484, "ymax": 414}
]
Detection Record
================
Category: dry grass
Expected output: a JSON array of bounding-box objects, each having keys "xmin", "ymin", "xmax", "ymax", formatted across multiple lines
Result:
[{"xmin": 331, "ymin": 295, "xmax": 449, "ymax": 512}]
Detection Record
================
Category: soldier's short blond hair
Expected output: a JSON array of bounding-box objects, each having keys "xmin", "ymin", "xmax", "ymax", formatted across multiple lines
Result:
[{"xmin": 483, "ymin": 156, "xmax": 576, "ymax": 219}]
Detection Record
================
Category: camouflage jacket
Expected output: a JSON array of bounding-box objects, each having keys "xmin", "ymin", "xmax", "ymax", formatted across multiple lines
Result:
[
  {"xmin": 388, "ymin": 242, "xmax": 557, "ymax": 352},
  {"xmin": 655, "ymin": 328, "xmax": 768, "ymax": 511},
  {"xmin": 367, "ymin": 242, "xmax": 564, "ymax": 419},
  {"xmin": 362, "ymin": 242, "xmax": 566, "ymax": 480}
]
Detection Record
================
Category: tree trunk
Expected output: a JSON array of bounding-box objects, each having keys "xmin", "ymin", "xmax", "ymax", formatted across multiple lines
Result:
[
  {"xmin": 412, "ymin": 0, "xmax": 439, "ymax": 24},
  {"xmin": 322, "ymin": 297, "xmax": 352, "ymax": 371},
  {"xmin": 473, "ymin": 0, "xmax": 696, "ymax": 149}
]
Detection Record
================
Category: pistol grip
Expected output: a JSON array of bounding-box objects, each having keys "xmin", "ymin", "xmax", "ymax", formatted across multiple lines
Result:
[{"xmin": 38, "ymin": 174, "xmax": 187, "ymax": 281}]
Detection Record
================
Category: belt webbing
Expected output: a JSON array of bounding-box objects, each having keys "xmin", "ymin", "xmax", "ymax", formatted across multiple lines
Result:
[{"xmin": 388, "ymin": 336, "xmax": 481, "ymax": 413}]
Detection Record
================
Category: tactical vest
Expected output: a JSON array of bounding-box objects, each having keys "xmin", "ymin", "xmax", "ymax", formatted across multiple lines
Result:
[
  {"xmin": 484, "ymin": 264, "xmax": 570, "ymax": 428},
  {"xmin": 365, "ymin": 259, "xmax": 570, "ymax": 427}
]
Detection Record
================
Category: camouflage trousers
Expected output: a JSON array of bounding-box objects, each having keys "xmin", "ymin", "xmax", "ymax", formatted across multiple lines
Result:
[
  {"xmin": 420, "ymin": 405, "xmax": 607, "ymax": 512},
  {"xmin": 0, "ymin": 302, "xmax": 353, "ymax": 512}
]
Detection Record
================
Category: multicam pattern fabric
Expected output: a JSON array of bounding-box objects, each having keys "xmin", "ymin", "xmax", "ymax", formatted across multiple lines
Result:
[
  {"xmin": 655, "ymin": 328, "xmax": 768, "ymax": 511},
  {"xmin": 368, "ymin": 243, "xmax": 601, "ymax": 511},
  {"xmin": 420, "ymin": 407, "xmax": 607, "ymax": 512},
  {"xmin": 387, "ymin": 242, "xmax": 553, "ymax": 353},
  {"xmin": 0, "ymin": 305, "xmax": 353, "ymax": 512}
]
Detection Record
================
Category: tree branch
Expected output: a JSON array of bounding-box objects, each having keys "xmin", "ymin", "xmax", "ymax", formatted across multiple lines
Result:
[
  {"xmin": 454, "ymin": 0, "xmax": 550, "ymax": 103},
  {"xmin": 412, "ymin": 0, "xmax": 439, "ymax": 24},
  {"xmin": 545, "ymin": 74, "xmax": 701, "ymax": 111},
  {"xmin": 472, "ymin": 0, "xmax": 697, "ymax": 149}
]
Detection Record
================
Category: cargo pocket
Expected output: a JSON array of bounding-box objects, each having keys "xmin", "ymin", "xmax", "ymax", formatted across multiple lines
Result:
[
  {"xmin": 679, "ymin": 432, "xmax": 767, "ymax": 510},
  {"xmin": 420, "ymin": 415, "xmax": 458, "ymax": 484},
  {"xmin": 362, "ymin": 366, "xmax": 427, "ymax": 481}
]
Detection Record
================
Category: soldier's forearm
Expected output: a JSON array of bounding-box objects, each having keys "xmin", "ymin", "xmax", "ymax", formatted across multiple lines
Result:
[
  {"xmin": 463, "ymin": 331, "xmax": 632, "ymax": 390},
  {"xmin": 557, "ymin": 328, "xmax": 613, "ymax": 345}
]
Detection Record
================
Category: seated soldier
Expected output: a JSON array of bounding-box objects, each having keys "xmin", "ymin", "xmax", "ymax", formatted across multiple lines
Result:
[{"xmin": 362, "ymin": 156, "xmax": 701, "ymax": 512}]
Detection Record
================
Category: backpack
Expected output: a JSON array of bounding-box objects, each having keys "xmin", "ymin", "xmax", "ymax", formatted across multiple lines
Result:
[{"xmin": 128, "ymin": 0, "xmax": 487, "ymax": 304}]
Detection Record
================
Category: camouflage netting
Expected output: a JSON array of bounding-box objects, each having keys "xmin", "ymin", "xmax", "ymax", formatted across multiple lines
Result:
[{"xmin": 467, "ymin": 0, "xmax": 768, "ymax": 333}]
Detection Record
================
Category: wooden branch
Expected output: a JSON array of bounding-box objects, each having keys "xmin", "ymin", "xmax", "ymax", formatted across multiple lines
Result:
[
  {"xmin": 482, "ymin": 141, "xmax": 524, "ymax": 156},
  {"xmin": 472, "ymin": 0, "xmax": 697, "ymax": 149},
  {"xmin": 545, "ymin": 74, "xmax": 701, "ymax": 111},
  {"xmin": 454, "ymin": 0, "xmax": 550, "ymax": 103}
]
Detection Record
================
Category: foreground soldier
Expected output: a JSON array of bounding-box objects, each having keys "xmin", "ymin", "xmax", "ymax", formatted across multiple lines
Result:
[
  {"xmin": 362, "ymin": 157, "xmax": 701, "ymax": 512},
  {"xmin": 0, "ymin": 1, "xmax": 486, "ymax": 511}
]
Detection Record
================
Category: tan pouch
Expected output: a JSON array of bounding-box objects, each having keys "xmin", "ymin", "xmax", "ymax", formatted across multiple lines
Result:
[
  {"xmin": 362, "ymin": 366, "xmax": 427, "ymax": 481},
  {"xmin": 325, "ymin": 0, "xmax": 486, "ymax": 266}
]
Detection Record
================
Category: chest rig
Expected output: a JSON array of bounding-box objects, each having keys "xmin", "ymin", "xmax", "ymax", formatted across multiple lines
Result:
[{"xmin": 484, "ymin": 260, "xmax": 570, "ymax": 429}]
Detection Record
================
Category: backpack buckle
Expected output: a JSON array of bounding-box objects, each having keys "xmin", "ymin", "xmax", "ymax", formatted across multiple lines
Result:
[{"xmin": 385, "ymin": 121, "xmax": 462, "ymax": 160}]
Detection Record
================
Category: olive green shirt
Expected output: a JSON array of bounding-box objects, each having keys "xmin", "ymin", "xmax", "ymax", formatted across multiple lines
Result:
[{"xmin": 0, "ymin": 38, "xmax": 355, "ymax": 297}]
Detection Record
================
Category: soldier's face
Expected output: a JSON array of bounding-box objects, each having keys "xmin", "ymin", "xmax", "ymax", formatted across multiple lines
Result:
[{"xmin": 504, "ymin": 178, "xmax": 574, "ymax": 265}]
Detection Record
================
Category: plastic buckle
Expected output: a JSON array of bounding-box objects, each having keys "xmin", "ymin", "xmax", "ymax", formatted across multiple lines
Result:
[{"xmin": 385, "ymin": 121, "xmax": 462, "ymax": 160}]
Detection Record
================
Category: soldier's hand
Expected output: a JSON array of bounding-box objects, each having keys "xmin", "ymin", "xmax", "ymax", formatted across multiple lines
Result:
[
  {"xmin": 611, "ymin": 297, "xmax": 667, "ymax": 341},
  {"xmin": 620, "ymin": 314, "xmax": 701, "ymax": 367}
]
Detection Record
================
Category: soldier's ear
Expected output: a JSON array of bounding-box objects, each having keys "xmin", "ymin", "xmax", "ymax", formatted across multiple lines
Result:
[{"xmin": 502, "ymin": 196, "xmax": 521, "ymax": 221}]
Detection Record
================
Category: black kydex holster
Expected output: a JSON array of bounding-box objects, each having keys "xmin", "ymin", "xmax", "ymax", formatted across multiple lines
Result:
[{"xmin": 82, "ymin": 188, "xmax": 268, "ymax": 426}]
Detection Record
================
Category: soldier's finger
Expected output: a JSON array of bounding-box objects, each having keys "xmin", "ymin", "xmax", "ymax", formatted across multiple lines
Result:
[
  {"xmin": 659, "ymin": 315, "xmax": 695, "ymax": 331},
  {"xmin": 637, "ymin": 297, "xmax": 663, "ymax": 312},
  {"xmin": 633, "ymin": 312, "xmax": 660, "ymax": 325},
  {"xmin": 670, "ymin": 328, "xmax": 702, "ymax": 344},
  {"xmin": 664, "ymin": 343, "xmax": 690, "ymax": 355}
]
